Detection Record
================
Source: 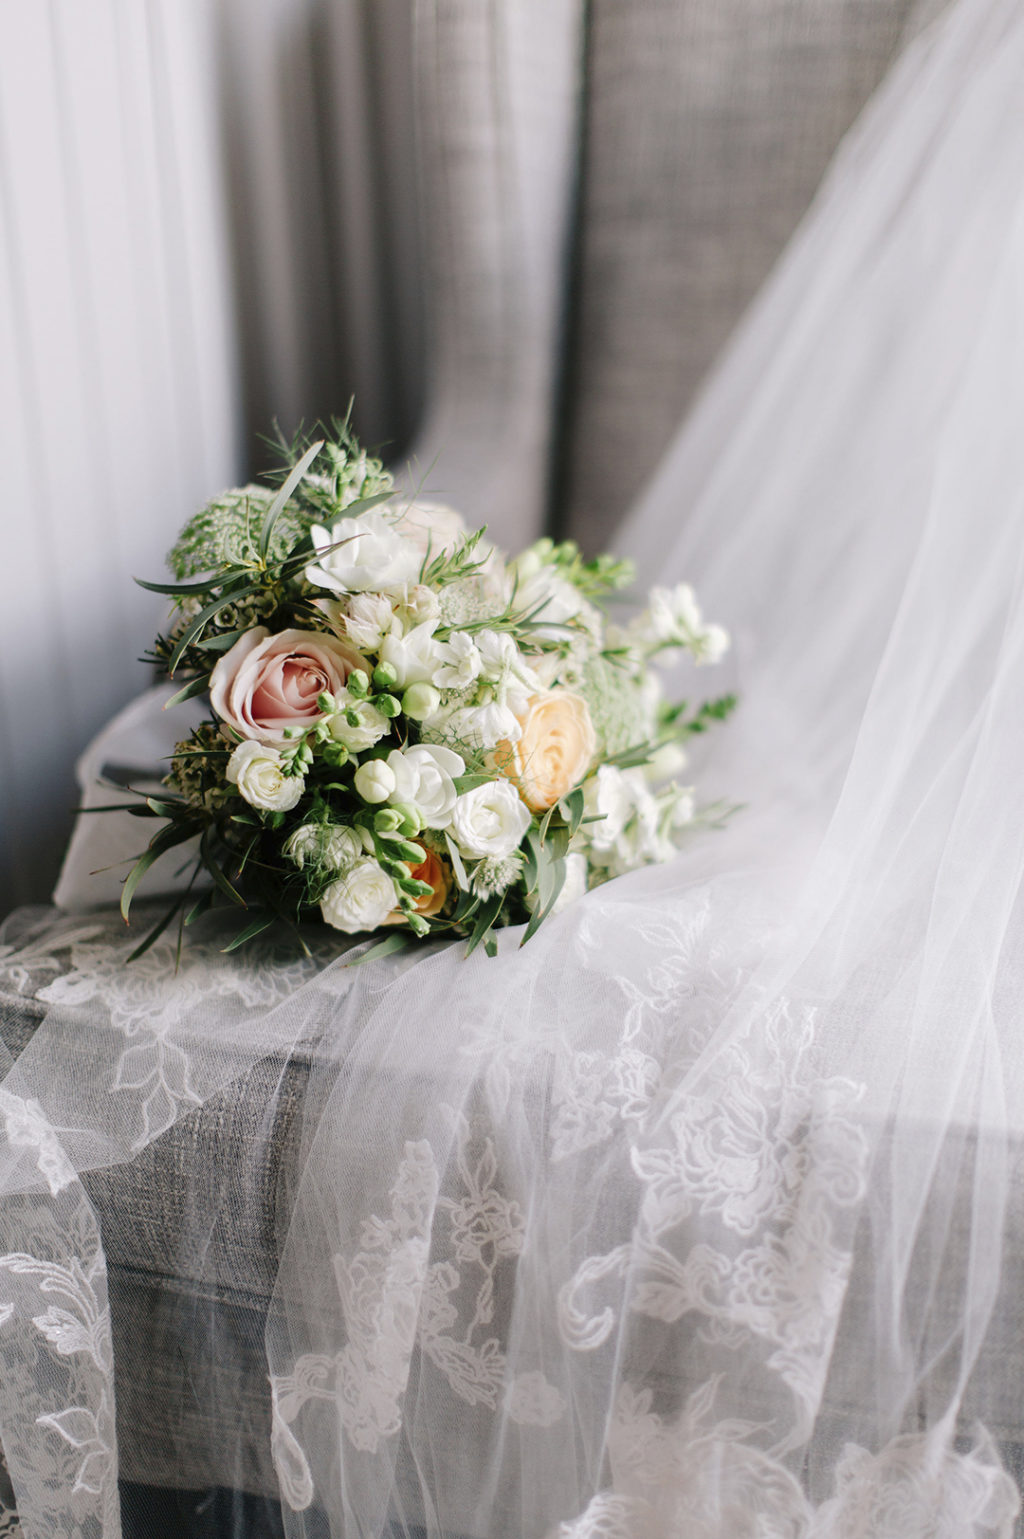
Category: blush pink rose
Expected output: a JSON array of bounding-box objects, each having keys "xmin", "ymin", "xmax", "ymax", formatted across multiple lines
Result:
[{"xmin": 209, "ymin": 627, "xmax": 366, "ymax": 743}]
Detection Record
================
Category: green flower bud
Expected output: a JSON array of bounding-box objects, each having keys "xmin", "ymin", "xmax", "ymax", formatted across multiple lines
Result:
[
  {"xmin": 399, "ymin": 877, "xmax": 434, "ymax": 898},
  {"xmin": 347, "ymin": 669, "xmax": 369, "ymax": 699},
  {"xmin": 390, "ymin": 802, "xmax": 422, "ymax": 836},
  {"xmin": 401, "ymin": 683, "xmax": 441, "ymax": 722},
  {"xmin": 374, "ymin": 694, "xmax": 402, "ymax": 719},
  {"xmin": 381, "ymin": 856, "xmax": 410, "ymax": 881},
  {"xmin": 374, "ymin": 808, "xmax": 403, "ymax": 834},
  {"xmin": 316, "ymin": 691, "xmax": 336, "ymax": 714},
  {"xmin": 406, "ymin": 912, "xmax": 431, "ymax": 937},
  {"xmin": 394, "ymin": 839, "xmax": 426, "ymax": 864},
  {"xmin": 372, "ymin": 661, "xmax": 399, "ymax": 691}
]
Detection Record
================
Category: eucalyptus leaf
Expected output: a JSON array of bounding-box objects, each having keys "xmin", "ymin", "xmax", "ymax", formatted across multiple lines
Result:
[{"xmin": 259, "ymin": 439, "xmax": 323, "ymax": 559}]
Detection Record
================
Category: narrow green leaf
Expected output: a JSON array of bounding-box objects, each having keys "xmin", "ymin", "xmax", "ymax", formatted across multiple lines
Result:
[
  {"xmin": 559, "ymin": 786, "xmax": 586, "ymax": 840},
  {"xmin": 452, "ymin": 773, "xmax": 492, "ymax": 794},
  {"xmin": 125, "ymin": 897, "xmax": 187, "ymax": 962},
  {"xmin": 185, "ymin": 890, "xmax": 216, "ymax": 927},
  {"xmin": 521, "ymin": 855, "xmax": 567, "ymax": 946},
  {"xmin": 199, "ymin": 830, "xmax": 247, "ymax": 908},
  {"xmin": 168, "ymin": 582, "xmax": 266, "ymax": 674},
  {"xmin": 465, "ymin": 894, "xmax": 503, "ymax": 957},
  {"xmin": 445, "ymin": 832, "xmax": 470, "ymax": 892},
  {"xmin": 134, "ymin": 569, "xmax": 250, "ymax": 597},
  {"xmin": 195, "ymin": 629, "xmax": 250, "ymax": 653},
  {"xmin": 221, "ymin": 914, "xmax": 277, "ymax": 952},
  {"xmin": 163, "ymin": 674, "xmax": 211, "ymax": 711},
  {"xmin": 259, "ymin": 439, "xmax": 323, "ymax": 558},
  {"xmin": 345, "ymin": 931, "xmax": 413, "ymax": 969},
  {"xmin": 120, "ymin": 821, "xmax": 201, "ymax": 921}
]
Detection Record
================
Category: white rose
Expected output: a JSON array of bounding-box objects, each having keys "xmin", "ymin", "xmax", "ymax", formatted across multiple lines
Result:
[
  {"xmin": 327, "ymin": 690, "xmax": 391, "ymax": 753},
  {"xmin": 306, "ymin": 509, "xmax": 422, "ymax": 594},
  {"xmin": 450, "ymin": 780, "xmax": 531, "ymax": 860},
  {"xmin": 354, "ymin": 759, "xmax": 396, "ymax": 804},
  {"xmin": 443, "ymin": 700, "xmax": 522, "ymax": 751},
  {"xmin": 320, "ymin": 860, "xmax": 398, "ymax": 934},
  {"xmin": 379, "ymin": 620, "xmax": 443, "ymax": 688},
  {"xmin": 226, "ymin": 741, "xmax": 304, "ymax": 812},
  {"xmin": 343, "ymin": 592, "xmax": 396, "ymax": 651},
  {"xmin": 386, "ymin": 744, "xmax": 464, "ymax": 829}
]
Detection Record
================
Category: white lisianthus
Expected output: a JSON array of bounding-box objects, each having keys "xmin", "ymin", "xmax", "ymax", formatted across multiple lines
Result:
[
  {"xmin": 320, "ymin": 860, "xmax": 399, "ymax": 934},
  {"xmin": 354, "ymin": 759, "xmax": 396, "ymax": 804},
  {"xmin": 385, "ymin": 744, "xmax": 464, "ymax": 829},
  {"xmin": 342, "ymin": 592, "xmax": 396, "ymax": 651},
  {"xmin": 379, "ymin": 620, "xmax": 443, "ymax": 688},
  {"xmin": 226, "ymin": 741, "xmax": 304, "ymax": 812},
  {"xmin": 432, "ymin": 631, "xmax": 482, "ymax": 691},
  {"xmin": 443, "ymin": 700, "xmax": 522, "ymax": 750},
  {"xmin": 450, "ymin": 780, "xmax": 531, "ymax": 860},
  {"xmin": 327, "ymin": 689, "xmax": 391, "ymax": 753},
  {"xmin": 306, "ymin": 509, "xmax": 422, "ymax": 594}
]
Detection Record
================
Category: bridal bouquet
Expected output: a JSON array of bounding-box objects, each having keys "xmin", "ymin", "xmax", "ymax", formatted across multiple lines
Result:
[{"xmin": 122, "ymin": 425, "xmax": 734, "ymax": 959}]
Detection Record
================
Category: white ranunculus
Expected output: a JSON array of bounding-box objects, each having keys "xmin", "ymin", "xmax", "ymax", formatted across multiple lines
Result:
[
  {"xmin": 432, "ymin": 631, "xmax": 482, "ymax": 691},
  {"xmin": 226, "ymin": 741, "xmax": 305, "ymax": 812},
  {"xmin": 305, "ymin": 509, "xmax": 422, "ymax": 594},
  {"xmin": 342, "ymin": 592, "xmax": 397, "ymax": 651},
  {"xmin": 450, "ymin": 780, "xmax": 531, "ymax": 860},
  {"xmin": 444, "ymin": 700, "xmax": 522, "ymax": 750},
  {"xmin": 379, "ymin": 620, "xmax": 443, "ymax": 688},
  {"xmin": 386, "ymin": 744, "xmax": 464, "ymax": 829},
  {"xmin": 327, "ymin": 690, "xmax": 391, "ymax": 753},
  {"xmin": 320, "ymin": 860, "xmax": 398, "ymax": 934},
  {"xmin": 354, "ymin": 759, "xmax": 396, "ymax": 804}
]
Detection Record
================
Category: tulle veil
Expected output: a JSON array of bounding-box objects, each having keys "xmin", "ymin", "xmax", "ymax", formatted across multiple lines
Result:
[{"xmin": 2, "ymin": 0, "xmax": 1024, "ymax": 1532}]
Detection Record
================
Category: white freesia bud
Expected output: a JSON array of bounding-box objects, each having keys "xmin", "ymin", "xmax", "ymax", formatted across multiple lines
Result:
[
  {"xmin": 379, "ymin": 621, "xmax": 443, "ymax": 688},
  {"xmin": 327, "ymin": 689, "xmax": 391, "ymax": 752},
  {"xmin": 432, "ymin": 632, "xmax": 482, "ymax": 691},
  {"xmin": 354, "ymin": 759, "xmax": 397, "ymax": 804},
  {"xmin": 306, "ymin": 509, "xmax": 421, "ymax": 594},
  {"xmin": 320, "ymin": 860, "xmax": 399, "ymax": 934},
  {"xmin": 343, "ymin": 592, "xmax": 396, "ymax": 651},
  {"xmin": 450, "ymin": 780, "xmax": 531, "ymax": 860},
  {"xmin": 644, "ymin": 742, "xmax": 689, "ymax": 784},
  {"xmin": 226, "ymin": 741, "xmax": 304, "ymax": 812},
  {"xmin": 385, "ymin": 744, "xmax": 464, "ymax": 829},
  {"xmin": 402, "ymin": 682, "xmax": 442, "ymax": 722}
]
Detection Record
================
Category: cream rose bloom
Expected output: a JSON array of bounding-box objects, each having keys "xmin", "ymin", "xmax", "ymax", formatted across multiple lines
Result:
[
  {"xmin": 226, "ymin": 741, "xmax": 304, "ymax": 812},
  {"xmin": 210, "ymin": 627, "xmax": 365, "ymax": 744},
  {"xmin": 495, "ymin": 690, "xmax": 597, "ymax": 812},
  {"xmin": 320, "ymin": 860, "xmax": 398, "ymax": 933},
  {"xmin": 449, "ymin": 780, "xmax": 531, "ymax": 860}
]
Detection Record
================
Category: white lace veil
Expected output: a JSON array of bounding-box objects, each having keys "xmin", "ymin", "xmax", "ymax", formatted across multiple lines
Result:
[{"xmin": 3, "ymin": 0, "xmax": 1024, "ymax": 1533}]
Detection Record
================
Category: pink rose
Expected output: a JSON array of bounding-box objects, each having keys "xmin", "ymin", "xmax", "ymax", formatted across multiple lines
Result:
[{"xmin": 209, "ymin": 627, "xmax": 366, "ymax": 743}]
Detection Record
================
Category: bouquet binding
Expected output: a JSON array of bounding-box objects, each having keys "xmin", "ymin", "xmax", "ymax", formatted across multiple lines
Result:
[{"xmin": 115, "ymin": 423, "xmax": 735, "ymax": 962}]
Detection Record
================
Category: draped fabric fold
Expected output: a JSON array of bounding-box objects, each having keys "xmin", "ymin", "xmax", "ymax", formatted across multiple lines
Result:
[{"xmin": 3, "ymin": 0, "xmax": 1024, "ymax": 1533}]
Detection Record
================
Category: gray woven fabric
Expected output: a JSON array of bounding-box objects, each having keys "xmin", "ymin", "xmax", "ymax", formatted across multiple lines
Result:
[{"xmin": 561, "ymin": 0, "xmax": 941, "ymax": 549}]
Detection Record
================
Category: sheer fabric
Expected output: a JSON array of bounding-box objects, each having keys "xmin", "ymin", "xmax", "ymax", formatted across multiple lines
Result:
[{"xmin": 3, "ymin": 0, "xmax": 1024, "ymax": 1533}]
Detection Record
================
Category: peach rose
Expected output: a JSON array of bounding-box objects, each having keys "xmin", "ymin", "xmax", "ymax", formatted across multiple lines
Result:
[
  {"xmin": 209, "ymin": 626, "xmax": 366, "ymax": 744},
  {"xmin": 384, "ymin": 847, "xmax": 452, "ymax": 925},
  {"xmin": 494, "ymin": 690, "xmax": 597, "ymax": 812}
]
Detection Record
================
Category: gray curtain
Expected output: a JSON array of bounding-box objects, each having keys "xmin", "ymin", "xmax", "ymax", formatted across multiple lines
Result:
[{"xmin": 0, "ymin": 0, "xmax": 939, "ymax": 910}]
